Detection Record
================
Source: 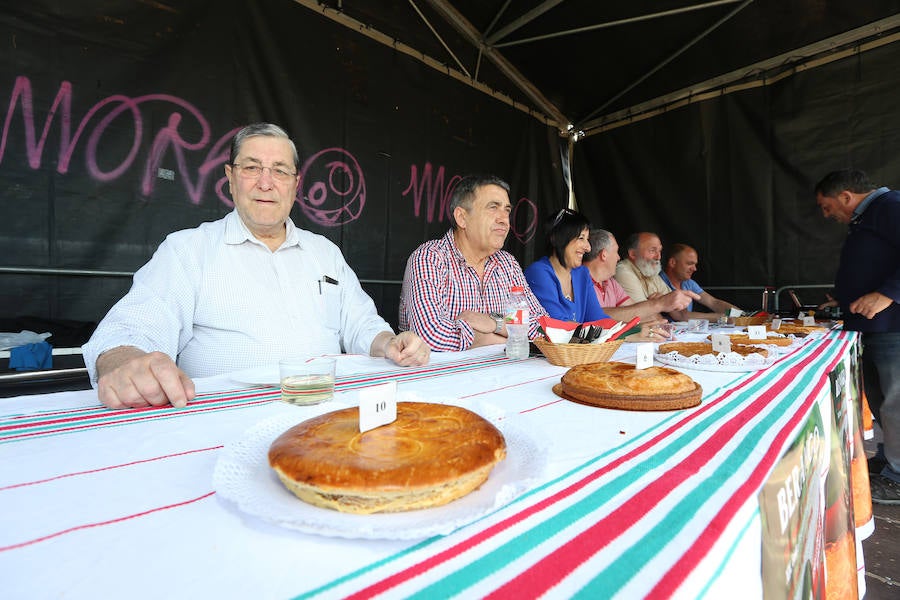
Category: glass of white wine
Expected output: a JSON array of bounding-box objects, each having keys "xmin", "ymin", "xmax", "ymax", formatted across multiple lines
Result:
[{"xmin": 278, "ymin": 357, "xmax": 336, "ymax": 405}]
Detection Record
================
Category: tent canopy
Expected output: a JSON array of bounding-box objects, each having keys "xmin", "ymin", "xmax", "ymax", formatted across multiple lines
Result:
[{"xmin": 305, "ymin": 0, "xmax": 900, "ymax": 134}]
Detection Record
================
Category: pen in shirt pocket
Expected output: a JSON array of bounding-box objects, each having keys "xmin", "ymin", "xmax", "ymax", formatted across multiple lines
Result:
[{"xmin": 318, "ymin": 275, "xmax": 339, "ymax": 294}]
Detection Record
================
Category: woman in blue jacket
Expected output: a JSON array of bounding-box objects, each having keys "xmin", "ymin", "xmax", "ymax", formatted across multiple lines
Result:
[{"xmin": 524, "ymin": 208, "xmax": 610, "ymax": 323}]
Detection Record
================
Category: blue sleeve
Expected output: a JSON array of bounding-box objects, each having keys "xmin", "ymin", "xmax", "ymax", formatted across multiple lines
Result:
[
  {"xmin": 683, "ymin": 279, "xmax": 704, "ymax": 295},
  {"xmin": 573, "ymin": 267, "xmax": 610, "ymax": 321},
  {"xmin": 659, "ymin": 271, "xmax": 674, "ymax": 291},
  {"xmin": 525, "ymin": 258, "xmax": 575, "ymax": 321}
]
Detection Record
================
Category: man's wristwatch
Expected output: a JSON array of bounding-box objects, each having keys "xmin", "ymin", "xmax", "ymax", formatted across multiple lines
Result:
[{"xmin": 490, "ymin": 312, "xmax": 504, "ymax": 334}]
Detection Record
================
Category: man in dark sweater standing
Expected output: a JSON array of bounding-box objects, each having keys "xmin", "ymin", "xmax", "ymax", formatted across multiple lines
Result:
[{"xmin": 816, "ymin": 169, "xmax": 900, "ymax": 504}]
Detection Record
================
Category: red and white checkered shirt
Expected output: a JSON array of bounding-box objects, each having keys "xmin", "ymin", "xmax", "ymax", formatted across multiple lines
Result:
[{"xmin": 399, "ymin": 229, "xmax": 547, "ymax": 351}]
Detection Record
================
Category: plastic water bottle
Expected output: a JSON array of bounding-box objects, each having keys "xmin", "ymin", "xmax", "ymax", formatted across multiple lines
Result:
[{"xmin": 504, "ymin": 285, "xmax": 530, "ymax": 360}]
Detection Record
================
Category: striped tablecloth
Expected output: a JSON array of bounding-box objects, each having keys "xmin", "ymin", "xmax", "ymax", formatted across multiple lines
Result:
[{"xmin": 0, "ymin": 331, "xmax": 856, "ymax": 599}]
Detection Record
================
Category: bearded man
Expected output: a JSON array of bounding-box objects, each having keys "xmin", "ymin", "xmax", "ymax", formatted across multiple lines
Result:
[{"xmin": 613, "ymin": 232, "xmax": 674, "ymax": 308}]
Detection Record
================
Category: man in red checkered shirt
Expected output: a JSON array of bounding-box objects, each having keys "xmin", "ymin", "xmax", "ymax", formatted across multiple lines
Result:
[{"xmin": 399, "ymin": 174, "xmax": 547, "ymax": 351}]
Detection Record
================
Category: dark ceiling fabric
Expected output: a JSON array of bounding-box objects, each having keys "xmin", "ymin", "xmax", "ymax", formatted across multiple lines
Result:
[
  {"xmin": 0, "ymin": 0, "xmax": 564, "ymax": 330},
  {"xmin": 310, "ymin": 1, "xmax": 900, "ymax": 126},
  {"xmin": 574, "ymin": 39, "xmax": 900, "ymax": 310}
]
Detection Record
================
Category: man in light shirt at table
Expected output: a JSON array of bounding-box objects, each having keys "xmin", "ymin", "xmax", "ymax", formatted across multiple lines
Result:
[
  {"xmin": 613, "ymin": 231, "xmax": 700, "ymax": 322},
  {"xmin": 582, "ymin": 229, "xmax": 694, "ymax": 330},
  {"xmin": 399, "ymin": 174, "xmax": 546, "ymax": 351},
  {"xmin": 83, "ymin": 123, "xmax": 429, "ymax": 410},
  {"xmin": 660, "ymin": 243, "xmax": 742, "ymax": 321}
]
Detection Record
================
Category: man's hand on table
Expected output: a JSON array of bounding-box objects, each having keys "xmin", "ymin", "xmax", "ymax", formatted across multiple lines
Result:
[
  {"xmin": 374, "ymin": 331, "xmax": 431, "ymax": 366},
  {"xmin": 95, "ymin": 346, "xmax": 195, "ymax": 409}
]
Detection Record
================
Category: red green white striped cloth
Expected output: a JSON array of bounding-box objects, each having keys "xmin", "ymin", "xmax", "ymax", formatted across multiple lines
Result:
[{"xmin": 295, "ymin": 330, "xmax": 853, "ymax": 598}]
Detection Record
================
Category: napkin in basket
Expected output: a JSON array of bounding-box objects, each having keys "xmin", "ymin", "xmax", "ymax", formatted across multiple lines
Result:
[{"xmin": 538, "ymin": 316, "xmax": 640, "ymax": 344}]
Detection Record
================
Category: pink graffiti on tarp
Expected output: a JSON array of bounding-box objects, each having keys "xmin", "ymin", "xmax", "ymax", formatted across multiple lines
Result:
[
  {"xmin": 1, "ymin": 76, "xmax": 538, "ymax": 239},
  {"xmin": 510, "ymin": 197, "xmax": 538, "ymax": 244},
  {"xmin": 401, "ymin": 163, "xmax": 537, "ymax": 243},
  {"xmin": 402, "ymin": 163, "xmax": 461, "ymax": 223},
  {"xmin": 0, "ymin": 76, "xmax": 233, "ymax": 205},
  {"xmin": 297, "ymin": 147, "xmax": 366, "ymax": 226}
]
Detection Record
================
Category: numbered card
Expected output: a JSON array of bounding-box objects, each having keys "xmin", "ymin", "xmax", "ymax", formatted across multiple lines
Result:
[
  {"xmin": 711, "ymin": 333, "xmax": 732, "ymax": 354},
  {"xmin": 802, "ymin": 315, "xmax": 816, "ymax": 326},
  {"xmin": 771, "ymin": 318, "xmax": 782, "ymax": 330},
  {"xmin": 359, "ymin": 381, "xmax": 398, "ymax": 433},
  {"xmin": 635, "ymin": 343, "xmax": 654, "ymax": 369},
  {"xmin": 747, "ymin": 325, "xmax": 766, "ymax": 340}
]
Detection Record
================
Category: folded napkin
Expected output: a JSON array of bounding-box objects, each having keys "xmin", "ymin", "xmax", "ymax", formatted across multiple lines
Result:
[
  {"xmin": 538, "ymin": 316, "xmax": 641, "ymax": 344},
  {"xmin": 9, "ymin": 341, "xmax": 53, "ymax": 371}
]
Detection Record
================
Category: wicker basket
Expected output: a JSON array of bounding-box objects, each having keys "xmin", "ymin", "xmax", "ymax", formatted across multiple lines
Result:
[
  {"xmin": 534, "ymin": 337, "xmax": 624, "ymax": 367},
  {"xmin": 732, "ymin": 315, "xmax": 769, "ymax": 326}
]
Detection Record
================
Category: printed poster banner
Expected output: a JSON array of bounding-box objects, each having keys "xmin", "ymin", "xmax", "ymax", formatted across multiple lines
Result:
[
  {"xmin": 826, "ymin": 361, "xmax": 860, "ymax": 600},
  {"xmin": 758, "ymin": 396, "xmax": 827, "ymax": 600}
]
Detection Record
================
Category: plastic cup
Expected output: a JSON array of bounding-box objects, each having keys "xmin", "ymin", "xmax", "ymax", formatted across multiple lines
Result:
[
  {"xmin": 278, "ymin": 358, "xmax": 336, "ymax": 405},
  {"xmin": 649, "ymin": 322, "xmax": 675, "ymax": 340},
  {"xmin": 687, "ymin": 319, "xmax": 709, "ymax": 333}
]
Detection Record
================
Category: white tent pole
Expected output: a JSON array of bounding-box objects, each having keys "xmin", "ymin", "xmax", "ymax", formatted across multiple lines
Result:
[
  {"xmin": 407, "ymin": 0, "xmax": 470, "ymax": 78},
  {"xmin": 290, "ymin": 0, "xmax": 562, "ymax": 127},
  {"xmin": 485, "ymin": 0, "xmax": 567, "ymax": 45},
  {"xmin": 493, "ymin": 0, "xmax": 745, "ymax": 48},
  {"xmin": 579, "ymin": 0, "xmax": 755, "ymax": 124},
  {"xmin": 424, "ymin": 0, "xmax": 570, "ymax": 129},
  {"xmin": 581, "ymin": 16, "xmax": 900, "ymax": 135}
]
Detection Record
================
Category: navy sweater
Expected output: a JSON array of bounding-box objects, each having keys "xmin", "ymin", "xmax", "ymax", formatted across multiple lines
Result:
[{"xmin": 834, "ymin": 189, "xmax": 900, "ymax": 332}]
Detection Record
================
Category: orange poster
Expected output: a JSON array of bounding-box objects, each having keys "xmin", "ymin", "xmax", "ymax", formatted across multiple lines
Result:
[{"xmin": 759, "ymin": 402, "xmax": 827, "ymax": 599}]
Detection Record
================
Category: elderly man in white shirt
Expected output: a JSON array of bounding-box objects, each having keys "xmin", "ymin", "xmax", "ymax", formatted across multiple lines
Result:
[{"xmin": 83, "ymin": 123, "xmax": 429, "ymax": 410}]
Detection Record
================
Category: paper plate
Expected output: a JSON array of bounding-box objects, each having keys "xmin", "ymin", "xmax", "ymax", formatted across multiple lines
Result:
[{"xmin": 213, "ymin": 400, "xmax": 547, "ymax": 539}]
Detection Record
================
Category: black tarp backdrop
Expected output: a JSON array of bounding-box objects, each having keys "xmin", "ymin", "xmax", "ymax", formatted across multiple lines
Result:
[
  {"xmin": 574, "ymin": 39, "xmax": 900, "ymax": 311},
  {"xmin": 0, "ymin": 0, "xmax": 565, "ymax": 334},
  {"xmin": 2, "ymin": 0, "xmax": 899, "ymax": 337}
]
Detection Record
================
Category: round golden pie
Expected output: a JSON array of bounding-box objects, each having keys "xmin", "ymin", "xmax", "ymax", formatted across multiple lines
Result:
[
  {"xmin": 555, "ymin": 361, "xmax": 702, "ymax": 410},
  {"xmin": 708, "ymin": 333, "xmax": 793, "ymax": 347},
  {"xmin": 268, "ymin": 402, "xmax": 506, "ymax": 514},
  {"xmin": 658, "ymin": 341, "xmax": 769, "ymax": 358},
  {"xmin": 772, "ymin": 323, "xmax": 825, "ymax": 336}
]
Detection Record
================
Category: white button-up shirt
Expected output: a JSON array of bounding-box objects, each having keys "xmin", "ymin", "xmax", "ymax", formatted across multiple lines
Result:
[{"xmin": 83, "ymin": 210, "xmax": 391, "ymax": 381}]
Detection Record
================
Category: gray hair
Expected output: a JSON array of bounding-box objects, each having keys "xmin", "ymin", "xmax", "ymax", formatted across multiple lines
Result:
[
  {"xmin": 229, "ymin": 123, "xmax": 300, "ymax": 171},
  {"xmin": 583, "ymin": 228, "xmax": 614, "ymax": 262},
  {"xmin": 448, "ymin": 174, "xmax": 510, "ymax": 229}
]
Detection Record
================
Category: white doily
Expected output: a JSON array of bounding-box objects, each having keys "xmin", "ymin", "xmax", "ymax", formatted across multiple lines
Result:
[
  {"xmin": 655, "ymin": 349, "xmax": 777, "ymax": 372},
  {"xmin": 212, "ymin": 396, "xmax": 547, "ymax": 540}
]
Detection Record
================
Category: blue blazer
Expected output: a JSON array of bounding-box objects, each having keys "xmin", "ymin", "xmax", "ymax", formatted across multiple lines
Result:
[{"xmin": 524, "ymin": 256, "xmax": 610, "ymax": 322}]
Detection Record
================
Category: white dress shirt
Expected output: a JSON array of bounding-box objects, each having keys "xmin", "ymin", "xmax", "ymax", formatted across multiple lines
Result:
[{"xmin": 82, "ymin": 210, "xmax": 391, "ymax": 382}]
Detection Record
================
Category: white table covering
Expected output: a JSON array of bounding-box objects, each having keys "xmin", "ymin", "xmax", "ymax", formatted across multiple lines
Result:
[{"xmin": 0, "ymin": 330, "xmax": 855, "ymax": 599}]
